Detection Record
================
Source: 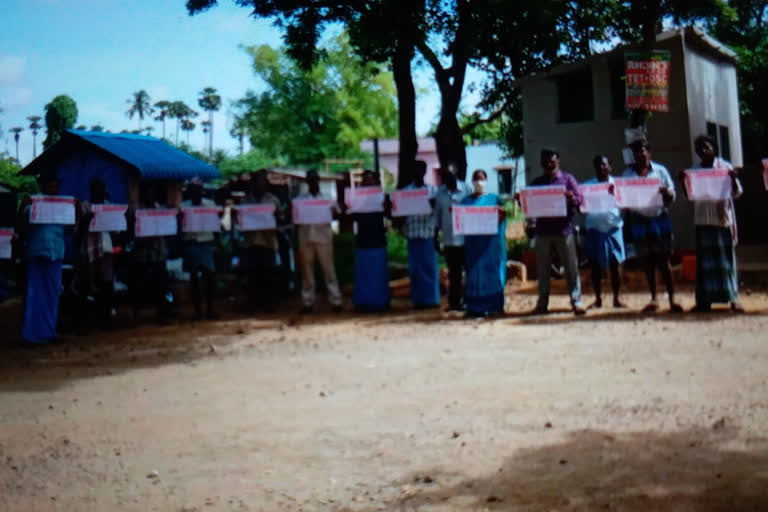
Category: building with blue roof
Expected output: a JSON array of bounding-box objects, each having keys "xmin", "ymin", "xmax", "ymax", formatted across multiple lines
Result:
[{"xmin": 21, "ymin": 130, "xmax": 219, "ymax": 206}]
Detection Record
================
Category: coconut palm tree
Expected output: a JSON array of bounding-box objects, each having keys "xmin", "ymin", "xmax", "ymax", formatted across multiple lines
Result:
[
  {"xmin": 10, "ymin": 127, "xmax": 23, "ymax": 162},
  {"xmin": 201, "ymin": 120, "xmax": 211, "ymax": 155},
  {"xmin": 126, "ymin": 90, "xmax": 153, "ymax": 130},
  {"xmin": 168, "ymin": 101, "xmax": 195, "ymax": 146},
  {"xmin": 154, "ymin": 100, "xmax": 172, "ymax": 139},
  {"xmin": 27, "ymin": 115, "xmax": 42, "ymax": 158},
  {"xmin": 181, "ymin": 119, "xmax": 196, "ymax": 145},
  {"xmin": 198, "ymin": 87, "xmax": 221, "ymax": 159}
]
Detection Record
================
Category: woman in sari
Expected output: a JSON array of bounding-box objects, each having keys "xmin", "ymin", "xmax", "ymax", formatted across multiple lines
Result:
[{"xmin": 460, "ymin": 170, "xmax": 508, "ymax": 317}]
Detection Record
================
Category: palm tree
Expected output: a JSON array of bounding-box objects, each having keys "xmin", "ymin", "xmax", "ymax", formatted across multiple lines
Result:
[
  {"xmin": 90, "ymin": 125, "xmax": 104, "ymax": 132},
  {"xmin": 181, "ymin": 119, "xmax": 196, "ymax": 145},
  {"xmin": 154, "ymin": 100, "xmax": 172, "ymax": 139},
  {"xmin": 168, "ymin": 101, "xmax": 195, "ymax": 146},
  {"xmin": 126, "ymin": 90, "xmax": 153, "ymax": 130},
  {"xmin": 10, "ymin": 127, "xmax": 23, "ymax": 162},
  {"xmin": 27, "ymin": 115, "xmax": 42, "ymax": 158},
  {"xmin": 198, "ymin": 87, "xmax": 221, "ymax": 159},
  {"xmin": 201, "ymin": 120, "xmax": 211, "ymax": 155}
]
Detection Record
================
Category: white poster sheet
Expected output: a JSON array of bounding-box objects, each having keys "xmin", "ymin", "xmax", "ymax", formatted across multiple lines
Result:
[
  {"xmin": 580, "ymin": 183, "xmax": 617, "ymax": 214},
  {"xmin": 683, "ymin": 169, "xmax": 732, "ymax": 201},
  {"xmin": 762, "ymin": 159, "xmax": 768, "ymax": 190},
  {"xmin": 30, "ymin": 195, "xmax": 76, "ymax": 225},
  {"xmin": 452, "ymin": 206, "xmax": 498, "ymax": 235},
  {"xmin": 391, "ymin": 188, "xmax": 431, "ymax": 216},
  {"xmin": 614, "ymin": 177, "xmax": 664, "ymax": 209},
  {"xmin": 89, "ymin": 204, "xmax": 128, "ymax": 232},
  {"xmin": 292, "ymin": 199, "xmax": 334, "ymax": 225},
  {"xmin": 182, "ymin": 206, "xmax": 222, "ymax": 233},
  {"xmin": 235, "ymin": 204, "xmax": 277, "ymax": 231},
  {"xmin": 0, "ymin": 228, "xmax": 13, "ymax": 260},
  {"xmin": 520, "ymin": 185, "xmax": 567, "ymax": 218},
  {"xmin": 135, "ymin": 209, "xmax": 178, "ymax": 237},
  {"xmin": 345, "ymin": 186, "xmax": 385, "ymax": 213}
]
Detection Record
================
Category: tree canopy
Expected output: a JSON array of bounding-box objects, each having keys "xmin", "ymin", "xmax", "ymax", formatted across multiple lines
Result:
[{"xmin": 43, "ymin": 95, "xmax": 78, "ymax": 150}]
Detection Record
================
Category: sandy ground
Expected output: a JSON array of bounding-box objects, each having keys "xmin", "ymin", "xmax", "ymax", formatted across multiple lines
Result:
[{"xmin": 1, "ymin": 286, "xmax": 768, "ymax": 512}]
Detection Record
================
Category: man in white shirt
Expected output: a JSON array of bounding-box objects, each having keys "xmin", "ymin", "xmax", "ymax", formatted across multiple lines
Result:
[{"xmin": 296, "ymin": 170, "xmax": 342, "ymax": 313}]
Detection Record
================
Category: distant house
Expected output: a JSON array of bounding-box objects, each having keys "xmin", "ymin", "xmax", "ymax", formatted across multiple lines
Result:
[
  {"xmin": 21, "ymin": 130, "xmax": 219, "ymax": 206},
  {"xmin": 517, "ymin": 26, "xmax": 742, "ymax": 248}
]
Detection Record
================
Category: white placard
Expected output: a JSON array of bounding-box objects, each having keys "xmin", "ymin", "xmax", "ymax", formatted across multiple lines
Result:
[
  {"xmin": 182, "ymin": 206, "xmax": 222, "ymax": 233},
  {"xmin": 89, "ymin": 204, "xmax": 127, "ymax": 232},
  {"xmin": 30, "ymin": 195, "xmax": 76, "ymax": 225},
  {"xmin": 391, "ymin": 188, "xmax": 431, "ymax": 216},
  {"xmin": 345, "ymin": 186, "xmax": 385, "ymax": 213},
  {"xmin": 235, "ymin": 204, "xmax": 276, "ymax": 231},
  {"xmin": 292, "ymin": 199, "xmax": 334, "ymax": 225},
  {"xmin": 762, "ymin": 159, "xmax": 768, "ymax": 190},
  {"xmin": 135, "ymin": 209, "xmax": 178, "ymax": 237},
  {"xmin": 520, "ymin": 185, "xmax": 567, "ymax": 218},
  {"xmin": 683, "ymin": 169, "xmax": 732, "ymax": 201},
  {"xmin": 0, "ymin": 228, "xmax": 13, "ymax": 260},
  {"xmin": 452, "ymin": 206, "xmax": 498, "ymax": 235},
  {"xmin": 580, "ymin": 183, "xmax": 617, "ymax": 213},
  {"xmin": 614, "ymin": 177, "xmax": 664, "ymax": 209}
]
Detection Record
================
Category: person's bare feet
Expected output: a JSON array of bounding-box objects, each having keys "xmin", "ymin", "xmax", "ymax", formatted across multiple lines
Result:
[
  {"xmin": 642, "ymin": 300, "xmax": 659, "ymax": 314},
  {"xmin": 731, "ymin": 302, "xmax": 745, "ymax": 313},
  {"xmin": 669, "ymin": 302, "xmax": 684, "ymax": 314},
  {"xmin": 613, "ymin": 298, "xmax": 628, "ymax": 308},
  {"xmin": 588, "ymin": 299, "xmax": 603, "ymax": 310}
]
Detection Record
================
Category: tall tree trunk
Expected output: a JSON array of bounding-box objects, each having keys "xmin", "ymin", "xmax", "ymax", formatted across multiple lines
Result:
[
  {"xmin": 32, "ymin": 133, "xmax": 37, "ymax": 158},
  {"xmin": 629, "ymin": 0, "xmax": 661, "ymax": 131},
  {"xmin": 393, "ymin": 36, "xmax": 418, "ymax": 189},
  {"xmin": 209, "ymin": 110, "xmax": 214, "ymax": 159},
  {"xmin": 239, "ymin": 133, "xmax": 244, "ymax": 156}
]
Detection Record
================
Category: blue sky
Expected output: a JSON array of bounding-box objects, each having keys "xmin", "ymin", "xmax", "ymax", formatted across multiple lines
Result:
[{"xmin": 0, "ymin": 0, "xmax": 481, "ymax": 166}]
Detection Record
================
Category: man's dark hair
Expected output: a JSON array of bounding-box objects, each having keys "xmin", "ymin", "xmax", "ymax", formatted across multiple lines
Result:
[
  {"xmin": 540, "ymin": 147, "xmax": 559, "ymax": 160},
  {"xmin": 694, "ymin": 134, "xmax": 718, "ymax": 154},
  {"xmin": 593, "ymin": 154, "xmax": 610, "ymax": 168},
  {"xmin": 414, "ymin": 160, "xmax": 427, "ymax": 175}
]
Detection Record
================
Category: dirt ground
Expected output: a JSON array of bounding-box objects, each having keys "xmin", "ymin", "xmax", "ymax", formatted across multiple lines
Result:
[{"xmin": 1, "ymin": 284, "xmax": 768, "ymax": 512}]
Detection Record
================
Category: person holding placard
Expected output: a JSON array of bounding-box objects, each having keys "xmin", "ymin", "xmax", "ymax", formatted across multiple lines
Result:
[
  {"xmin": 16, "ymin": 174, "xmax": 77, "ymax": 344},
  {"xmin": 402, "ymin": 160, "xmax": 439, "ymax": 309},
  {"xmin": 459, "ymin": 170, "xmax": 508, "ymax": 317},
  {"xmin": 239, "ymin": 170, "xmax": 284, "ymax": 313},
  {"xmin": 296, "ymin": 170, "xmax": 342, "ymax": 313},
  {"xmin": 526, "ymin": 148, "xmax": 585, "ymax": 316},
  {"xmin": 583, "ymin": 155, "xmax": 626, "ymax": 309},
  {"xmin": 434, "ymin": 162, "xmax": 472, "ymax": 312},
  {"xmin": 75, "ymin": 178, "xmax": 118, "ymax": 330},
  {"xmin": 622, "ymin": 139, "xmax": 681, "ymax": 313},
  {"xmin": 181, "ymin": 178, "xmax": 219, "ymax": 320},
  {"xmin": 126, "ymin": 182, "xmax": 175, "ymax": 321},
  {"xmin": 681, "ymin": 135, "xmax": 743, "ymax": 312},
  {"xmin": 350, "ymin": 170, "xmax": 390, "ymax": 312}
]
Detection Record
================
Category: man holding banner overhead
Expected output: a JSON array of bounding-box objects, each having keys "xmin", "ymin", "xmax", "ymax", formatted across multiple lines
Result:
[
  {"xmin": 681, "ymin": 134, "xmax": 743, "ymax": 313},
  {"xmin": 16, "ymin": 174, "xmax": 78, "ymax": 344},
  {"xmin": 620, "ymin": 138, "xmax": 681, "ymax": 313},
  {"xmin": 295, "ymin": 170, "xmax": 342, "ymax": 313},
  {"xmin": 522, "ymin": 148, "xmax": 585, "ymax": 316}
]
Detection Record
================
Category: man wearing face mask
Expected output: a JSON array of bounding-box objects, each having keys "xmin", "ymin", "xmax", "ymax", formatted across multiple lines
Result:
[
  {"xmin": 527, "ymin": 148, "xmax": 586, "ymax": 315},
  {"xmin": 434, "ymin": 162, "xmax": 472, "ymax": 312}
]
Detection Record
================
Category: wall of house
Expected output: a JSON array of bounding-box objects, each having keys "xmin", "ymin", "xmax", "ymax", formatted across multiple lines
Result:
[
  {"xmin": 683, "ymin": 44, "xmax": 743, "ymax": 167},
  {"xmin": 55, "ymin": 147, "xmax": 131, "ymax": 204}
]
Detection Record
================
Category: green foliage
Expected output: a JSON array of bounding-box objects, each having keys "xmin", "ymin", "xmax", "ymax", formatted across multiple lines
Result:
[
  {"xmin": 386, "ymin": 229, "xmax": 409, "ymax": 266},
  {"xmin": 198, "ymin": 87, "xmax": 222, "ymax": 113},
  {"xmin": 43, "ymin": 95, "xmax": 78, "ymax": 149},
  {"xmin": 233, "ymin": 34, "xmax": 398, "ymax": 167},
  {"xmin": 126, "ymin": 90, "xmax": 153, "ymax": 129},
  {"xmin": 0, "ymin": 156, "xmax": 38, "ymax": 193},
  {"xmin": 216, "ymin": 150, "xmax": 281, "ymax": 180}
]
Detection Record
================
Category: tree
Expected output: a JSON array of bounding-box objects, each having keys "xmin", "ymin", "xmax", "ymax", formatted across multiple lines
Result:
[
  {"xmin": 126, "ymin": 90, "xmax": 153, "ymax": 130},
  {"xmin": 27, "ymin": 115, "xmax": 42, "ymax": 159},
  {"xmin": 201, "ymin": 119, "xmax": 211, "ymax": 154},
  {"xmin": 231, "ymin": 115, "xmax": 247, "ymax": 156},
  {"xmin": 0, "ymin": 155, "xmax": 38, "ymax": 193},
  {"xmin": 76, "ymin": 125, "xmax": 87, "ymax": 131},
  {"xmin": 90, "ymin": 124, "xmax": 105, "ymax": 132},
  {"xmin": 154, "ymin": 100, "xmax": 173, "ymax": 139},
  {"xmin": 143, "ymin": 126, "xmax": 155, "ymax": 136},
  {"xmin": 43, "ymin": 95, "xmax": 78, "ymax": 150},
  {"xmin": 10, "ymin": 127, "xmax": 23, "ymax": 162},
  {"xmin": 231, "ymin": 34, "xmax": 398, "ymax": 167},
  {"xmin": 181, "ymin": 118, "xmax": 196, "ymax": 145},
  {"xmin": 198, "ymin": 87, "xmax": 222, "ymax": 160},
  {"xmin": 167, "ymin": 101, "xmax": 195, "ymax": 145}
]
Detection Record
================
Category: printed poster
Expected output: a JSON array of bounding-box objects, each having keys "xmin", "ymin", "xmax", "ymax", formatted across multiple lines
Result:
[
  {"xmin": 235, "ymin": 204, "xmax": 277, "ymax": 231},
  {"xmin": 391, "ymin": 188, "xmax": 432, "ymax": 217},
  {"xmin": 182, "ymin": 206, "xmax": 222, "ymax": 233},
  {"xmin": 452, "ymin": 206, "xmax": 498, "ymax": 235},
  {"xmin": 89, "ymin": 204, "xmax": 128, "ymax": 232},
  {"xmin": 292, "ymin": 199, "xmax": 334, "ymax": 225},
  {"xmin": 30, "ymin": 195, "xmax": 76, "ymax": 225},
  {"xmin": 625, "ymin": 50, "xmax": 671, "ymax": 112},
  {"xmin": 683, "ymin": 169, "xmax": 732, "ymax": 201},
  {"xmin": 614, "ymin": 177, "xmax": 664, "ymax": 209},
  {"xmin": 580, "ymin": 183, "xmax": 617, "ymax": 214},
  {"xmin": 135, "ymin": 209, "xmax": 178, "ymax": 237},
  {"xmin": 0, "ymin": 228, "xmax": 13, "ymax": 260},
  {"xmin": 520, "ymin": 185, "xmax": 567, "ymax": 218},
  {"xmin": 345, "ymin": 186, "xmax": 385, "ymax": 213}
]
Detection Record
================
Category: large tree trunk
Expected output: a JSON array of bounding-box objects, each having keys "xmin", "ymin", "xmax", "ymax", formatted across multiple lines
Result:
[
  {"xmin": 434, "ymin": 104, "xmax": 468, "ymax": 182},
  {"xmin": 629, "ymin": 0, "xmax": 661, "ymax": 130},
  {"xmin": 393, "ymin": 40, "xmax": 418, "ymax": 189}
]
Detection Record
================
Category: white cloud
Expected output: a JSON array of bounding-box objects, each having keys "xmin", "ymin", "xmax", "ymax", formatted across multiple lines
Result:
[
  {"xmin": 0, "ymin": 56, "xmax": 25, "ymax": 85},
  {"xmin": 0, "ymin": 86, "xmax": 34, "ymax": 108}
]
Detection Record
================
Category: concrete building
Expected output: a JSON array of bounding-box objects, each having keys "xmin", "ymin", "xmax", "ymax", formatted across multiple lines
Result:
[{"xmin": 518, "ymin": 26, "xmax": 741, "ymax": 249}]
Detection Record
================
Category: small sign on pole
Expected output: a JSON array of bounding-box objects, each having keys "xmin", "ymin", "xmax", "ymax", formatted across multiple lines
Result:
[{"xmin": 625, "ymin": 50, "xmax": 671, "ymax": 112}]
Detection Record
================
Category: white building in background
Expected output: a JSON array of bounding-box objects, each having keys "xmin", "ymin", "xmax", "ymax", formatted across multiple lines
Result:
[{"xmin": 517, "ymin": 26, "xmax": 742, "ymax": 249}]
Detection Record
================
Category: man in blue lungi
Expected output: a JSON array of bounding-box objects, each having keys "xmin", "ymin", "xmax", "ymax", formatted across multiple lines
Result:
[{"xmin": 403, "ymin": 160, "xmax": 439, "ymax": 309}]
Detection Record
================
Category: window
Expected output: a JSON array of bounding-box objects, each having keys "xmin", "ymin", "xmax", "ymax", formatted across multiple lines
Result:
[
  {"xmin": 705, "ymin": 121, "xmax": 731, "ymax": 161},
  {"xmin": 556, "ymin": 67, "xmax": 594, "ymax": 123}
]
